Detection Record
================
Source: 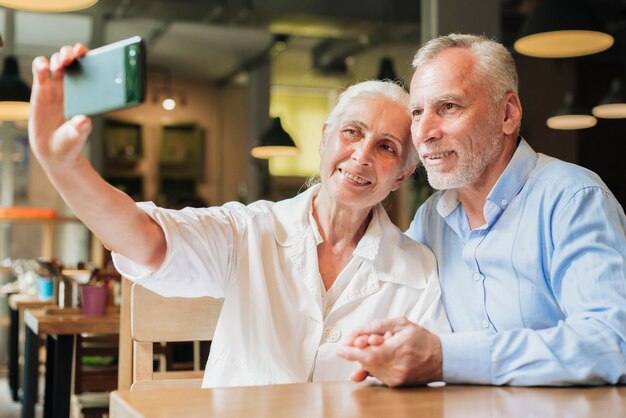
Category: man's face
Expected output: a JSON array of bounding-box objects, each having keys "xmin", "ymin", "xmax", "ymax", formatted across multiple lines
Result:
[
  {"xmin": 409, "ymin": 48, "xmax": 505, "ymax": 191},
  {"xmin": 319, "ymin": 95, "xmax": 413, "ymax": 210}
]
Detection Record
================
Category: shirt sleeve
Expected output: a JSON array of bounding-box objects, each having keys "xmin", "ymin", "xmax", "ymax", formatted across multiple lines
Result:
[
  {"xmin": 443, "ymin": 186, "xmax": 626, "ymax": 385},
  {"xmin": 112, "ymin": 201, "xmax": 251, "ymax": 298}
]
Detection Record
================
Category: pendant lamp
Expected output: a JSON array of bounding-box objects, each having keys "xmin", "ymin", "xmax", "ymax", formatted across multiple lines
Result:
[
  {"xmin": 251, "ymin": 117, "xmax": 298, "ymax": 159},
  {"xmin": 0, "ymin": 0, "xmax": 98, "ymax": 12},
  {"xmin": 376, "ymin": 57, "xmax": 405, "ymax": 89},
  {"xmin": 0, "ymin": 56, "xmax": 31, "ymax": 121},
  {"xmin": 547, "ymin": 90, "xmax": 597, "ymax": 130},
  {"xmin": 592, "ymin": 76, "xmax": 626, "ymax": 119},
  {"xmin": 514, "ymin": 0, "xmax": 613, "ymax": 58}
]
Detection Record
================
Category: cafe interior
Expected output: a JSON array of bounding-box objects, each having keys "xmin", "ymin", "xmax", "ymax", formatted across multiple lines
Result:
[{"xmin": 1, "ymin": 0, "xmax": 625, "ymax": 417}]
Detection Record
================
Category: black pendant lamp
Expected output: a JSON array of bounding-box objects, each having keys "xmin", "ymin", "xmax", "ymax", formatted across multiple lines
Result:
[
  {"xmin": 376, "ymin": 57, "xmax": 406, "ymax": 90},
  {"xmin": 251, "ymin": 117, "xmax": 298, "ymax": 159},
  {"xmin": 0, "ymin": 56, "xmax": 31, "ymax": 121},
  {"xmin": 592, "ymin": 74, "xmax": 626, "ymax": 119},
  {"xmin": 547, "ymin": 90, "xmax": 597, "ymax": 130},
  {"xmin": 514, "ymin": 0, "xmax": 613, "ymax": 58}
]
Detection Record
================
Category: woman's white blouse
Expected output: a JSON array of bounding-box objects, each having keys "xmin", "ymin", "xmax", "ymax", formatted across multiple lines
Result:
[{"xmin": 113, "ymin": 185, "xmax": 450, "ymax": 387}]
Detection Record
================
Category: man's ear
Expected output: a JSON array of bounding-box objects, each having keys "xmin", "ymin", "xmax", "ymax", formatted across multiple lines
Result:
[
  {"xmin": 391, "ymin": 165, "xmax": 416, "ymax": 192},
  {"xmin": 502, "ymin": 92, "xmax": 522, "ymax": 135}
]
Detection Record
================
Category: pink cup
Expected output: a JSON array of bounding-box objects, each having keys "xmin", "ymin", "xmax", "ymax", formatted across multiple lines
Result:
[{"xmin": 80, "ymin": 285, "xmax": 107, "ymax": 316}]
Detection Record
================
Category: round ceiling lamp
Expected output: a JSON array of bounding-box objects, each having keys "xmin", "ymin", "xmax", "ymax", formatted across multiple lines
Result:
[
  {"xmin": 0, "ymin": 0, "xmax": 98, "ymax": 12},
  {"xmin": 514, "ymin": 0, "xmax": 613, "ymax": 58},
  {"xmin": 547, "ymin": 91, "xmax": 597, "ymax": 130},
  {"xmin": 592, "ymin": 76, "xmax": 626, "ymax": 119}
]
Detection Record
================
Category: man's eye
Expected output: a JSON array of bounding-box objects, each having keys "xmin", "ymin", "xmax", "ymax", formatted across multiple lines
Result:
[
  {"xmin": 444, "ymin": 103, "xmax": 455, "ymax": 110},
  {"xmin": 381, "ymin": 144, "xmax": 396, "ymax": 154}
]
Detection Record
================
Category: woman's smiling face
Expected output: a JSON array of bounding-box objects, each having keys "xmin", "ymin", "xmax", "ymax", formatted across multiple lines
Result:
[{"xmin": 319, "ymin": 94, "xmax": 413, "ymax": 210}]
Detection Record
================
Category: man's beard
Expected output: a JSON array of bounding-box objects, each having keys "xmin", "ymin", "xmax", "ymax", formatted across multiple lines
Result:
[{"xmin": 421, "ymin": 125, "xmax": 503, "ymax": 191}]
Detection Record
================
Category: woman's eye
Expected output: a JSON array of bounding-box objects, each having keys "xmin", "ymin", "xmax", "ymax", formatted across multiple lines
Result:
[
  {"xmin": 342, "ymin": 128, "xmax": 360, "ymax": 139},
  {"xmin": 412, "ymin": 109, "xmax": 423, "ymax": 118}
]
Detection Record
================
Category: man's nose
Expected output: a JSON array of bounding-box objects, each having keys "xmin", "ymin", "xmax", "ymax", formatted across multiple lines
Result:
[{"xmin": 413, "ymin": 111, "xmax": 442, "ymax": 145}]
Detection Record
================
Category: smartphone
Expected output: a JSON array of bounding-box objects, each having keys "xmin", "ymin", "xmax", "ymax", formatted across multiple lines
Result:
[{"xmin": 64, "ymin": 36, "xmax": 145, "ymax": 118}]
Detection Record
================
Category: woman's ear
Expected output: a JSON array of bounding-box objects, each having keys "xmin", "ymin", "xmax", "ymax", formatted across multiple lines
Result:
[
  {"xmin": 391, "ymin": 165, "xmax": 416, "ymax": 192},
  {"xmin": 319, "ymin": 124, "xmax": 329, "ymax": 153}
]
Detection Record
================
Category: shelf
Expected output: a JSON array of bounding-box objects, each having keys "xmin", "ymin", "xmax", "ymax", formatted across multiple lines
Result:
[{"xmin": 0, "ymin": 207, "xmax": 82, "ymax": 260}]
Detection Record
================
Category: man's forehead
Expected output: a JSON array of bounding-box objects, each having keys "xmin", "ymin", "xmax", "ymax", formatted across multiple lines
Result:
[{"xmin": 409, "ymin": 72, "xmax": 466, "ymax": 103}]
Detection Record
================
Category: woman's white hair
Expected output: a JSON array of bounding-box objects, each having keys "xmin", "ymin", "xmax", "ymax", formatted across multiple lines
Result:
[{"xmin": 325, "ymin": 79, "xmax": 418, "ymax": 166}]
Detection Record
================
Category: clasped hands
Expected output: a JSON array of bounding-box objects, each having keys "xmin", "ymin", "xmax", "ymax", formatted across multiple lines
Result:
[{"xmin": 337, "ymin": 317, "xmax": 444, "ymax": 387}]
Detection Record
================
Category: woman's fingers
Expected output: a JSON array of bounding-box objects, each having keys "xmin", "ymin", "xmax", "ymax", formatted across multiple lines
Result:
[
  {"xmin": 350, "ymin": 368, "xmax": 370, "ymax": 382},
  {"xmin": 50, "ymin": 43, "xmax": 88, "ymax": 80},
  {"xmin": 73, "ymin": 43, "xmax": 89, "ymax": 57},
  {"xmin": 31, "ymin": 56, "xmax": 50, "ymax": 86}
]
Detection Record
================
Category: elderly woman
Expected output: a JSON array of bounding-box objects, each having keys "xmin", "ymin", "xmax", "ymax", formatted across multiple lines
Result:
[{"xmin": 29, "ymin": 44, "xmax": 449, "ymax": 387}]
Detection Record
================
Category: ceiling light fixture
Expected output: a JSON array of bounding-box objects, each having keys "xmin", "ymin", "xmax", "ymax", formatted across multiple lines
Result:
[
  {"xmin": 251, "ymin": 117, "xmax": 298, "ymax": 159},
  {"xmin": 547, "ymin": 91, "xmax": 597, "ymax": 130},
  {"xmin": 161, "ymin": 98, "xmax": 176, "ymax": 111},
  {"xmin": 0, "ymin": 56, "xmax": 31, "ymax": 121},
  {"xmin": 149, "ymin": 67, "xmax": 185, "ymax": 112},
  {"xmin": 514, "ymin": 0, "xmax": 613, "ymax": 58},
  {"xmin": 376, "ymin": 57, "xmax": 405, "ymax": 89},
  {"xmin": 592, "ymin": 75, "xmax": 626, "ymax": 119},
  {"xmin": 0, "ymin": 0, "xmax": 98, "ymax": 12}
]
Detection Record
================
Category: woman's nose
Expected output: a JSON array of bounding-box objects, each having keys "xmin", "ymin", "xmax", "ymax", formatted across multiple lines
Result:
[{"xmin": 352, "ymin": 142, "xmax": 374, "ymax": 165}]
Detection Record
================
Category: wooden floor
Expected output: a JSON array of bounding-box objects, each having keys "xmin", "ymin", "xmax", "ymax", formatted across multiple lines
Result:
[{"xmin": 0, "ymin": 370, "xmax": 42, "ymax": 418}]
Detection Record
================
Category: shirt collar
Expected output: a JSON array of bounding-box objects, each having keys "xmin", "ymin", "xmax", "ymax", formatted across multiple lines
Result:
[
  {"xmin": 271, "ymin": 183, "xmax": 385, "ymax": 256},
  {"xmin": 485, "ymin": 138, "xmax": 537, "ymax": 216},
  {"xmin": 435, "ymin": 137, "xmax": 538, "ymax": 224},
  {"xmin": 274, "ymin": 184, "xmax": 426, "ymax": 290},
  {"xmin": 352, "ymin": 205, "xmax": 384, "ymax": 261},
  {"xmin": 271, "ymin": 183, "xmax": 320, "ymax": 246}
]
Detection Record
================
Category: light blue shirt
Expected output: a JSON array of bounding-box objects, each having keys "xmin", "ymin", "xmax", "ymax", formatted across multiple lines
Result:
[{"xmin": 407, "ymin": 138, "xmax": 626, "ymax": 385}]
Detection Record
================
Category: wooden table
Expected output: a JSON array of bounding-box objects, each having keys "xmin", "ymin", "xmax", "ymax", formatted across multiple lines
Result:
[
  {"xmin": 22, "ymin": 307, "xmax": 120, "ymax": 418},
  {"xmin": 109, "ymin": 381, "xmax": 626, "ymax": 418},
  {"xmin": 5, "ymin": 294, "xmax": 55, "ymax": 402}
]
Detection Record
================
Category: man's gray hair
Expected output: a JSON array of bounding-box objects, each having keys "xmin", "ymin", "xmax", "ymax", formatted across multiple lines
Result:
[
  {"xmin": 412, "ymin": 33, "xmax": 519, "ymax": 105},
  {"xmin": 325, "ymin": 80, "xmax": 418, "ymax": 166}
]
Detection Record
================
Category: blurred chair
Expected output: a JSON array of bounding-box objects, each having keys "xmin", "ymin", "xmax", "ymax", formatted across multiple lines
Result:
[
  {"xmin": 71, "ymin": 333, "xmax": 118, "ymax": 418},
  {"xmin": 117, "ymin": 278, "xmax": 223, "ymax": 391}
]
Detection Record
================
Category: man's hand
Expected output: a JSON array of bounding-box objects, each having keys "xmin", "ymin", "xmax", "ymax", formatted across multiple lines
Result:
[
  {"xmin": 29, "ymin": 43, "xmax": 91, "ymax": 170},
  {"xmin": 337, "ymin": 317, "xmax": 443, "ymax": 387}
]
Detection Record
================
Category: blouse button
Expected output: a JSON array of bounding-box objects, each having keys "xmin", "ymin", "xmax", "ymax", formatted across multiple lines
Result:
[
  {"xmin": 482, "ymin": 320, "xmax": 490, "ymax": 329},
  {"xmin": 323, "ymin": 326, "xmax": 341, "ymax": 343}
]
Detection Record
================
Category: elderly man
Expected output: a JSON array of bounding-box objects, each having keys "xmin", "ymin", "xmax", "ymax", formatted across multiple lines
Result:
[{"xmin": 339, "ymin": 33, "xmax": 626, "ymax": 386}]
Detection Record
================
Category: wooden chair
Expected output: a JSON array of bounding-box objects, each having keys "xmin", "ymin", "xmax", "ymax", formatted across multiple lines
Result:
[{"xmin": 118, "ymin": 279, "xmax": 223, "ymax": 391}]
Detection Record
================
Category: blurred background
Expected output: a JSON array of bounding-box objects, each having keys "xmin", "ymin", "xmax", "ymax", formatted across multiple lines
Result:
[
  {"xmin": 1, "ymin": 2, "xmax": 626, "ymax": 408},
  {"xmin": 1, "ymin": 0, "xmax": 626, "ymax": 265}
]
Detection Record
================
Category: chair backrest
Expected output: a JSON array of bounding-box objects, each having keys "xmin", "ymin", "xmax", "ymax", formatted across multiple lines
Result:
[
  {"xmin": 128, "ymin": 282, "xmax": 223, "ymax": 390},
  {"xmin": 74, "ymin": 333, "xmax": 119, "ymax": 394}
]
